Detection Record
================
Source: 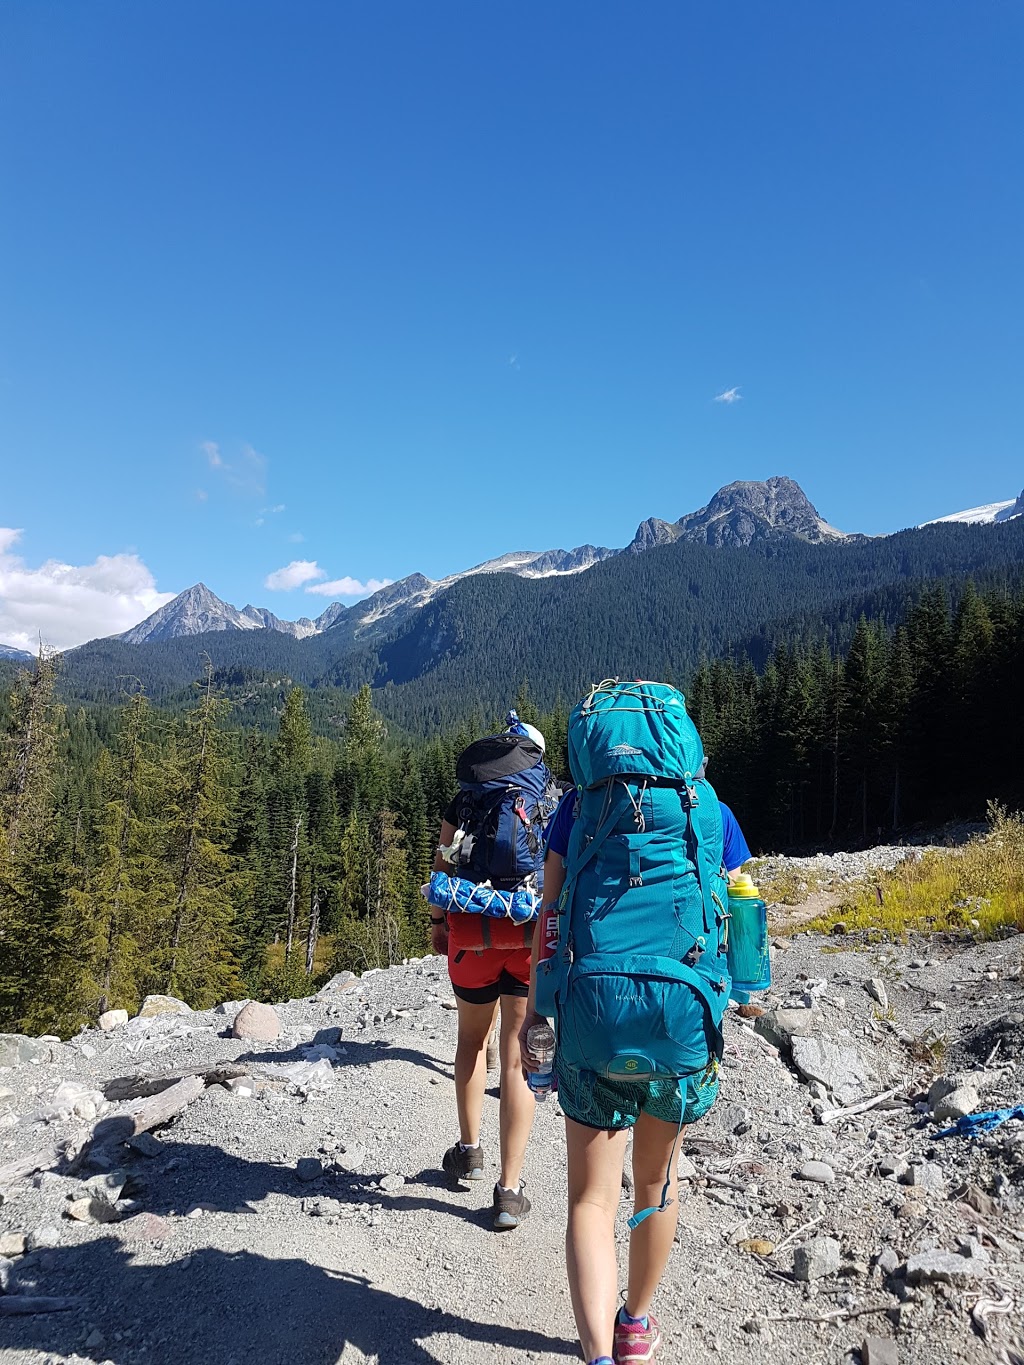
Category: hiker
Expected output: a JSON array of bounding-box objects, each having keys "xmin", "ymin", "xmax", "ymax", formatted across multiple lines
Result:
[
  {"xmin": 520, "ymin": 680, "xmax": 734, "ymax": 1364},
  {"xmin": 428, "ymin": 714, "xmax": 560, "ymax": 1230}
]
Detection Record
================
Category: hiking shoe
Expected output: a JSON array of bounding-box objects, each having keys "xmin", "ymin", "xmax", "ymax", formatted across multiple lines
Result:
[
  {"xmin": 442, "ymin": 1142, "xmax": 485, "ymax": 1186},
  {"xmin": 492, "ymin": 1181, "xmax": 531, "ymax": 1230},
  {"xmin": 613, "ymin": 1312, "xmax": 661, "ymax": 1362}
]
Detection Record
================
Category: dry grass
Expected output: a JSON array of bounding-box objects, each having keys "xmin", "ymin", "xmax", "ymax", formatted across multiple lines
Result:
[
  {"xmin": 806, "ymin": 803, "xmax": 1024, "ymax": 940},
  {"xmin": 749, "ymin": 863, "xmax": 824, "ymax": 905}
]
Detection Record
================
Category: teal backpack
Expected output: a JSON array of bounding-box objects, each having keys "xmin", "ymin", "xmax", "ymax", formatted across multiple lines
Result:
[{"xmin": 536, "ymin": 680, "xmax": 731, "ymax": 1220}]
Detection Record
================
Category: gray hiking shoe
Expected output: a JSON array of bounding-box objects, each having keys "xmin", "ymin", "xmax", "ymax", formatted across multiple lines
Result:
[
  {"xmin": 492, "ymin": 1181, "xmax": 531, "ymax": 1230},
  {"xmin": 442, "ymin": 1142, "xmax": 485, "ymax": 1186}
]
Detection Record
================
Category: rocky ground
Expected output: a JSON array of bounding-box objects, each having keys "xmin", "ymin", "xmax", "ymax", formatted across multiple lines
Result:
[{"xmin": 1, "ymin": 856, "xmax": 1023, "ymax": 1365}]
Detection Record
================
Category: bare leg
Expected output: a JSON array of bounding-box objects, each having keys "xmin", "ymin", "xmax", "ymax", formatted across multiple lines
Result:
[
  {"xmin": 486, "ymin": 1015, "xmax": 500, "ymax": 1072},
  {"xmin": 454, "ymin": 998, "xmax": 497, "ymax": 1146},
  {"xmin": 565, "ymin": 1117, "xmax": 629, "ymax": 1363},
  {"xmin": 626, "ymin": 1111, "xmax": 683, "ymax": 1318},
  {"xmin": 495, "ymin": 993, "xmax": 536, "ymax": 1189}
]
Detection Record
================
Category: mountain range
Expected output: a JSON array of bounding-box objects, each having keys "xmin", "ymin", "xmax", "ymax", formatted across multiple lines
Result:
[
  {"xmin": 95, "ymin": 475, "xmax": 1022, "ymax": 650},
  {"xmin": 3, "ymin": 475, "xmax": 1022, "ymax": 734}
]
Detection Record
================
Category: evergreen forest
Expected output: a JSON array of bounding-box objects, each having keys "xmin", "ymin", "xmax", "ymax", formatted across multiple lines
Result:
[{"xmin": 1, "ymin": 580, "xmax": 1020, "ymax": 1038}]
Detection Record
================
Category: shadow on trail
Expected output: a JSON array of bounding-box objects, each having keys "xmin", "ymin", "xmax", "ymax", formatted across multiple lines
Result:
[
  {"xmin": 78, "ymin": 1140, "xmax": 492, "ymax": 1229},
  {"xmin": 236, "ymin": 1027, "xmax": 453, "ymax": 1079},
  {"xmin": 2, "ymin": 1239, "xmax": 578, "ymax": 1364}
]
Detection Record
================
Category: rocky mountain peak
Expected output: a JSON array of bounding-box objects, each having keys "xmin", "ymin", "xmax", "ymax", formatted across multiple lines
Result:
[
  {"xmin": 675, "ymin": 476, "xmax": 847, "ymax": 547},
  {"xmin": 626, "ymin": 517, "xmax": 682, "ymax": 554},
  {"xmin": 625, "ymin": 477, "xmax": 847, "ymax": 554},
  {"xmin": 117, "ymin": 585, "xmax": 346, "ymax": 645}
]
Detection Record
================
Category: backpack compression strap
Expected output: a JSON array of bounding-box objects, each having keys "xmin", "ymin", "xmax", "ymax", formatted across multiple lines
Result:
[{"xmin": 628, "ymin": 1084, "xmax": 687, "ymax": 1230}]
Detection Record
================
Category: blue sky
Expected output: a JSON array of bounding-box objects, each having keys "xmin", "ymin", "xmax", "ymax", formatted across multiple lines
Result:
[{"xmin": 1, "ymin": 2, "xmax": 1022, "ymax": 647}]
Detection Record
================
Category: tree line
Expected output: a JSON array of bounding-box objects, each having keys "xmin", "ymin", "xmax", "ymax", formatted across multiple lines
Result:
[{"xmin": 0, "ymin": 583, "xmax": 1019, "ymax": 1036}]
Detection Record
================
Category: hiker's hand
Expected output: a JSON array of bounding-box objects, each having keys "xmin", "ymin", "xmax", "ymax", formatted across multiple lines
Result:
[
  {"xmin": 518, "ymin": 1009, "xmax": 545, "ymax": 1075},
  {"xmin": 430, "ymin": 921, "xmax": 449, "ymax": 956}
]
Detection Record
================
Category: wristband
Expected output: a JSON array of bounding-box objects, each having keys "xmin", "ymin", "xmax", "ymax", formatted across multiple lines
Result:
[{"xmin": 430, "ymin": 916, "xmax": 447, "ymax": 925}]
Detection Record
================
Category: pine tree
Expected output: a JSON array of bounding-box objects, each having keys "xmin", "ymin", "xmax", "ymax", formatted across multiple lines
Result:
[
  {"xmin": 161, "ymin": 667, "xmax": 243, "ymax": 1005},
  {"xmin": 74, "ymin": 692, "xmax": 170, "ymax": 1013},
  {"xmin": 0, "ymin": 652, "xmax": 85, "ymax": 1033}
]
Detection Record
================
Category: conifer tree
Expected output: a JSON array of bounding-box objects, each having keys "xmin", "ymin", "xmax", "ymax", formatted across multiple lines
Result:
[
  {"xmin": 74, "ymin": 692, "xmax": 169, "ymax": 1013},
  {"xmin": 161, "ymin": 666, "xmax": 242, "ymax": 1005},
  {"xmin": 0, "ymin": 652, "xmax": 85, "ymax": 1033}
]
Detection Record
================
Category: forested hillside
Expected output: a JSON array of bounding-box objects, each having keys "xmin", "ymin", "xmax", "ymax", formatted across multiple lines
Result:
[
  {"xmin": 54, "ymin": 518, "xmax": 1024, "ymax": 733},
  {"xmin": 0, "ymin": 580, "xmax": 1020, "ymax": 1037}
]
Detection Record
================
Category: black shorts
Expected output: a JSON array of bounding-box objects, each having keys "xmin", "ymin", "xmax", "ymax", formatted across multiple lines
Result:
[{"xmin": 450, "ymin": 967, "xmax": 530, "ymax": 1005}]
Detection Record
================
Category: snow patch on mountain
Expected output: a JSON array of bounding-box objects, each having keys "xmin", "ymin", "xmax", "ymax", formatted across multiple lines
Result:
[{"xmin": 921, "ymin": 492, "xmax": 1023, "ymax": 527}]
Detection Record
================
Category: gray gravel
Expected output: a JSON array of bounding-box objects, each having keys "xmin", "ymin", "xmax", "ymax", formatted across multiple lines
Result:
[{"xmin": 1, "ymin": 861, "xmax": 1023, "ymax": 1365}]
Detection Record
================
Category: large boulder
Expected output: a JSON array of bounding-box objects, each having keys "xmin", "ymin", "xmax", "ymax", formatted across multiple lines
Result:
[
  {"xmin": 0, "ymin": 1033, "xmax": 58, "ymax": 1068},
  {"xmin": 137, "ymin": 995, "xmax": 192, "ymax": 1019},
  {"xmin": 753, "ymin": 1007, "xmax": 822, "ymax": 1053},
  {"xmin": 231, "ymin": 1002, "xmax": 280, "ymax": 1042},
  {"xmin": 790, "ymin": 1035, "xmax": 878, "ymax": 1107},
  {"xmin": 98, "ymin": 1009, "xmax": 129, "ymax": 1032}
]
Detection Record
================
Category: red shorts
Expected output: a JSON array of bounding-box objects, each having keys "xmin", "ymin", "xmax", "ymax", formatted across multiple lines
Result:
[{"xmin": 447, "ymin": 937, "xmax": 532, "ymax": 1004}]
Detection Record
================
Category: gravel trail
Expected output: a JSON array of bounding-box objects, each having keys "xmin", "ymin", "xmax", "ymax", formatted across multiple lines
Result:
[{"xmin": 1, "ymin": 857, "xmax": 1022, "ymax": 1365}]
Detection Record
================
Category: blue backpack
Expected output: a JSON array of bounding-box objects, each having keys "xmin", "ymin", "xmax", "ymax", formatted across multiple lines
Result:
[
  {"xmin": 451, "ymin": 731, "xmax": 559, "ymax": 892},
  {"xmin": 537, "ymin": 680, "xmax": 731, "ymax": 1141}
]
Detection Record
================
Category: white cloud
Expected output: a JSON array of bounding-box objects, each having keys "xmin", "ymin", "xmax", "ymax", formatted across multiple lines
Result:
[
  {"xmin": 305, "ymin": 576, "xmax": 393, "ymax": 598},
  {"xmin": 0, "ymin": 528, "xmax": 176, "ymax": 652},
  {"xmin": 264, "ymin": 559, "xmax": 327, "ymax": 591},
  {"xmin": 200, "ymin": 440, "xmax": 267, "ymax": 497},
  {"xmin": 713, "ymin": 386, "xmax": 742, "ymax": 404}
]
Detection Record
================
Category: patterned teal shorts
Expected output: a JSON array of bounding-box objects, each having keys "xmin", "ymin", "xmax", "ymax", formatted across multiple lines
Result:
[{"xmin": 555, "ymin": 1056, "xmax": 720, "ymax": 1131}]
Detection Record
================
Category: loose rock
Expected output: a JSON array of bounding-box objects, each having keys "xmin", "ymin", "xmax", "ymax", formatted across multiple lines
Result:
[
  {"xmin": 906, "ymin": 1249, "xmax": 988, "ymax": 1287},
  {"xmin": 932, "ymin": 1086, "xmax": 979, "ymax": 1122},
  {"xmin": 796, "ymin": 1161, "xmax": 835, "ymax": 1184},
  {"xmin": 66, "ymin": 1197, "xmax": 121, "ymax": 1225},
  {"xmin": 900, "ymin": 1162, "xmax": 944, "ymax": 1191},
  {"xmin": 27, "ymin": 1225, "xmax": 61, "ymax": 1250},
  {"xmin": 231, "ymin": 1002, "xmax": 280, "ymax": 1041},
  {"xmin": 98, "ymin": 1009, "xmax": 129, "ymax": 1032},
  {"xmin": 334, "ymin": 1143, "xmax": 366, "ymax": 1173},
  {"xmin": 0, "ymin": 1034, "xmax": 57, "ymax": 1067},
  {"xmin": 793, "ymin": 1235, "xmax": 841, "ymax": 1282},
  {"xmin": 866, "ymin": 979, "xmax": 889, "ymax": 1011},
  {"xmin": 137, "ymin": 995, "xmax": 192, "ymax": 1019},
  {"xmin": 127, "ymin": 1132, "xmax": 165, "ymax": 1158},
  {"xmin": 790, "ymin": 1035, "xmax": 878, "ymax": 1106}
]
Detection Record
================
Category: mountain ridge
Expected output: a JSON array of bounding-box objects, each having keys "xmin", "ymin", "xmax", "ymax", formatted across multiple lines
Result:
[
  {"xmin": 108, "ymin": 476, "xmax": 847, "ymax": 649},
  {"xmin": 74, "ymin": 477, "xmax": 1024, "ymax": 679}
]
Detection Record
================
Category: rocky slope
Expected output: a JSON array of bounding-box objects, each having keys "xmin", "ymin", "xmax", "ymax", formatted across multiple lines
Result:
[{"xmin": 1, "ymin": 882, "xmax": 1022, "ymax": 1365}]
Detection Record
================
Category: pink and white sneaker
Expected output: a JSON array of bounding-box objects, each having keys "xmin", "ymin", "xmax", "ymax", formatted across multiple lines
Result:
[{"xmin": 613, "ymin": 1311, "xmax": 661, "ymax": 1361}]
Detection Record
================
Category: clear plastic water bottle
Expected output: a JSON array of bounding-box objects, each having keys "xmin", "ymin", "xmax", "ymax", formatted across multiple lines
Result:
[{"xmin": 526, "ymin": 1023, "xmax": 556, "ymax": 1100}]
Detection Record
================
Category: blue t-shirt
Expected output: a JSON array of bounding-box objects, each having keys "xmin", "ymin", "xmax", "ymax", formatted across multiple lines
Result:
[{"xmin": 544, "ymin": 790, "xmax": 751, "ymax": 871}]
